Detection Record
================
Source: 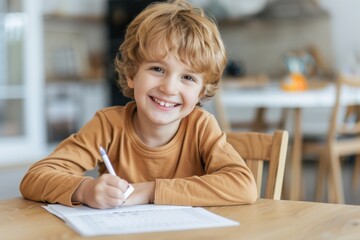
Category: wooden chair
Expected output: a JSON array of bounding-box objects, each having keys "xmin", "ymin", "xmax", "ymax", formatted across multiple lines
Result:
[
  {"xmin": 226, "ymin": 130, "xmax": 289, "ymax": 200},
  {"xmin": 348, "ymin": 105, "xmax": 360, "ymax": 190},
  {"xmin": 303, "ymin": 74, "xmax": 360, "ymax": 204}
]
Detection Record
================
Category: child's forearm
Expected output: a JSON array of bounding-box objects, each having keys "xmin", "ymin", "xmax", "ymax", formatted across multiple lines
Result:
[
  {"xmin": 127, "ymin": 181, "xmax": 155, "ymax": 205},
  {"xmin": 154, "ymin": 170, "xmax": 257, "ymax": 206}
]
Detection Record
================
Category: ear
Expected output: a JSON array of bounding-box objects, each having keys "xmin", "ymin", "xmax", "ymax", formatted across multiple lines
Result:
[
  {"xmin": 199, "ymin": 84, "xmax": 209, "ymax": 99},
  {"xmin": 127, "ymin": 77, "xmax": 134, "ymax": 89}
]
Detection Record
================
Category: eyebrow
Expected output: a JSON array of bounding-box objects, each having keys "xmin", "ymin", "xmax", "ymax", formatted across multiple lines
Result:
[{"xmin": 144, "ymin": 60, "xmax": 201, "ymax": 76}]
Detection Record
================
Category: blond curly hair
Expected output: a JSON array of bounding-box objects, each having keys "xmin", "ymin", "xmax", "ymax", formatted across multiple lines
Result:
[{"xmin": 115, "ymin": 0, "xmax": 227, "ymax": 103}]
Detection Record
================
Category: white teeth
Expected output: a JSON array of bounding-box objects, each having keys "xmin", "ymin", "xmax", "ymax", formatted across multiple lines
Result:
[{"xmin": 153, "ymin": 98, "xmax": 176, "ymax": 107}]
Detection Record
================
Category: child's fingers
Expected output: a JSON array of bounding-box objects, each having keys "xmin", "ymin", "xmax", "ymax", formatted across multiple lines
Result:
[
  {"xmin": 117, "ymin": 179, "xmax": 130, "ymax": 192},
  {"xmin": 94, "ymin": 184, "xmax": 125, "ymax": 208},
  {"xmin": 105, "ymin": 185, "xmax": 125, "ymax": 199},
  {"xmin": 95, "ymin": 195, "xmax": 124, "ymax": 209},
  {"xmin": 102, "ymin": 195, "xmax": 124, "ymax": 208},
  {"xmin": 102, "ymin": 174, "xmax": 129, "ymax": 192}
]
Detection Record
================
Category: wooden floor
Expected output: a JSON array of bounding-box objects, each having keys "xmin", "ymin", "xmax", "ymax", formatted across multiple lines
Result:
[{"xmin": 1, "ymin": 160, "xmax": 360, "ymax": 204}]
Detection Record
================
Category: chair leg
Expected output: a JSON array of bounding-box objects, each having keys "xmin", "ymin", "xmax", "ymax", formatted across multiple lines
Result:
[
  {"xmin": 251, "ymin": 107, "xmax": 267, "ymax": 131},
  {"xmin": 277, "ymin": 109, "xmax": 288, "ymax": 129},
  {"xmin": 352, "ymin": 155, "xmax": 360, "ymax": 191},
  {"xmin": 315, "ymin": 152, "xmax": 328, "ymax": 202},
  {"xmin": 327, "ymin": 149, "xmax": 345, "ymax": 204}
]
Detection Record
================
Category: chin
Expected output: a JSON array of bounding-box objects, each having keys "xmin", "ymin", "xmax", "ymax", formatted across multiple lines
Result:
[{"xmin": 152, "ymin": 117, "xmax": 181, "ymax": 126}]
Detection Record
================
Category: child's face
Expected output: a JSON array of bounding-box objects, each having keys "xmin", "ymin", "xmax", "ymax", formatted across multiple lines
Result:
[{"xmin": 127, "ymin": 51, "xmax": 203, "ymax": 128}]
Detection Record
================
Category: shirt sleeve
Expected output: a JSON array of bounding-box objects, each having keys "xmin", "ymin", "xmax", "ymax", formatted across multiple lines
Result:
[
  {"xmin": 19, "ymin": 111, "xmax": 111, "ymax": 206},
  {"xmin": 154, "ymin": 114, "xmax": 258, "ymax": 206}
]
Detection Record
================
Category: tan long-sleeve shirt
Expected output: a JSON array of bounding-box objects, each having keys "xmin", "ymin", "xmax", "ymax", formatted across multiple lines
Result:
[{"xmin": 20, "ymin": 102, "xmax": 257, "ymax": 206}]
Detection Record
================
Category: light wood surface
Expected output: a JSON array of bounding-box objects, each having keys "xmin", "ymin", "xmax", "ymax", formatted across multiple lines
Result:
[
  {"xmin": 1, "ymin": 198, "xmax": 360, "ymax": 239},
  {"xmin": 227, "ymin": 130, "xmax": 288, "ymax": 200}
]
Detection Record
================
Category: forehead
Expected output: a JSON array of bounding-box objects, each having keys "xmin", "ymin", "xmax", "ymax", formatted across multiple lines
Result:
[{"xmin": 144, "ymin": 39, "xmax": 196, "ymax": 71}]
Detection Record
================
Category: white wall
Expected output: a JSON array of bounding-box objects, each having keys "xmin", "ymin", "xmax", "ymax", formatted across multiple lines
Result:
[
  {"xmin": 220, "ymin": 16, "xmax": 333, "ymax": 77},
  {"xmin": 208, "ymin": 1, "xmax": 360, "ymax": 136},
  {"xmin": 319, "ymin": 0, "xmax": 360, "ymax": 73},
  {"xmin": 218, "ymin": 0, "xmax": 360, "ymax": 76}
]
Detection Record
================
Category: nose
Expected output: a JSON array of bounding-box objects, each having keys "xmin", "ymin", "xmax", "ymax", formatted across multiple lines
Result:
[{"xmin": 159, "ymin": 75, "xmax": 179, "ymax": 95}]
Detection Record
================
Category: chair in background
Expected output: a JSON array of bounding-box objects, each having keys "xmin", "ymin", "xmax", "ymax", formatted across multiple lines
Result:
[
  {"xmin": 348, "ymin": 105, "xmax": 360, "ymax": 190},
  {"xmin": 226, "ymin": 130, "xmax": 289, "ymax": 200},
  {"xmin": 303, "ymin": 74, "xmax": 360, "ymax": 204}
]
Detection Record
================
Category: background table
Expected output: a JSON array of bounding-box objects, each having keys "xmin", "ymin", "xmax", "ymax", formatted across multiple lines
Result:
[
  {"xmin": 1, "ymin": 198, "xmax": 360, "ymax": 239},
  {"xmin": 216, "ymin": 82, "xmax": 360, "ymax": 200}
]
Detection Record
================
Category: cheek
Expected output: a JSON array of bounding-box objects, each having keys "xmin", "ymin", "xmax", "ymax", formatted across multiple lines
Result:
[
  {"xmin": 197, "ymin": 84, "xmax": 205, "ymax": 98},
  {"xmin": 185, "ymin": 88, "xmax": 202, "ymax": 105}
]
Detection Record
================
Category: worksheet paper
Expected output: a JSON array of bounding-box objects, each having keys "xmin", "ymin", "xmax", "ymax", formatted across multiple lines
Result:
[{"xmin": 43, "ymin": 204, "xmax": 239, "ymax": 237}]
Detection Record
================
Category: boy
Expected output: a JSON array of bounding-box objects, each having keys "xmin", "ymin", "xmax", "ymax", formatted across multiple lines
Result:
[{"xmin": 20, "ymin": 0, "xmax": 257, "ymax": 209}]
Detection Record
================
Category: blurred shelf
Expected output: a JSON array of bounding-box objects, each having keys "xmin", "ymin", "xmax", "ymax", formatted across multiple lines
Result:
[
  {"xmin": 43, "ymin": 13, "xmax": 104, "ymax": 24},
  {"xmin": 222, "ymin": 74, "xmax": 270, "ymax": 89},
  {"xmin": 46, "ymin": 76, "xmax": 105, "ymax": 83}
]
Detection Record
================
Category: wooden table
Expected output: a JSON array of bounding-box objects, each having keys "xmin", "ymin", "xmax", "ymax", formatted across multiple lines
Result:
[
  {"xmin": 215, "ymin": 82, "xmax": 360, "ymax": 201},
  {"xmin": 1, "ymin": 198, "xmax": 360, "ymax": 239}
]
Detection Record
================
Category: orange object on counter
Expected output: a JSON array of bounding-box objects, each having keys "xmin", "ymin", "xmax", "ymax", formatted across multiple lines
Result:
[{"xmin": 281, "ymin": 73, "xmax": 308, "ymax": 91}]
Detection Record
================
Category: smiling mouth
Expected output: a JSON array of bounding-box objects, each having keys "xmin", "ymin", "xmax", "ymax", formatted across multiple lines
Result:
[{"xmin": 151, "ymin": 96, "xmax": 180, "ymax": 108}]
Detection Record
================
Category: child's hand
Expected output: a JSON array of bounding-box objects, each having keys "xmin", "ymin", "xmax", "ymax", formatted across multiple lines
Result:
[
  {"xmin": 123, "ymin": 182, "xmax": 155, "ymax": 206},
  {"xmin": 72, "ymin": 174, "xmax": 129, "ymax": 209}
]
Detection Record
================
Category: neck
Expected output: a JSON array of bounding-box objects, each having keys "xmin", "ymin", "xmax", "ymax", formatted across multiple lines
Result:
[{"xmin": 132, "ymin": 111, "xmax": 180, "ymax": 147}]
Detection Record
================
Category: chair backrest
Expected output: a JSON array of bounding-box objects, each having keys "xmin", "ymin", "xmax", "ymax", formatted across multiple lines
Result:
[
  {"xmin": 226, "ymin": 130, "xmax": 289, "ymax": 200},
  {"xmin": 328, "ymin": 74, "xmax": 360, "ymax": 144},
  {"xmin": 316, "ymin": 74, "xmax": 360, "ymax": 203}
]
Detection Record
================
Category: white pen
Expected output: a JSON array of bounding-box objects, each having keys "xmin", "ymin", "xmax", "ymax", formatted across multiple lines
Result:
[{"xmin": 99, "ymin": 146, "xmax": 134, "ymax": 200}]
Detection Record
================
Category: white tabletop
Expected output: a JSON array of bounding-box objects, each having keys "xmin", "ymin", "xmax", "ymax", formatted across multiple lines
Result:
[{"xmin": 219, "ymin": 82, "xmax": 360, "ymax": 108}]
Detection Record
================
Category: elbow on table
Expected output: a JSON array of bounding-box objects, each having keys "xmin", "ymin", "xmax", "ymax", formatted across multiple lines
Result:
[
  {"xmin": 228, "ymin": 172, "xmax": 258, "ymax": 204},
  {"xmin": 19, "ymin": 173, "xmax": 38, "ymax": 201},
  {"xmin": 244, "ymin": 184, "xmax": 258, "ymax": 204},
  {"xmin": 248, "ymin": 189, "xmax": 258, "ymax": 204},
  {"xmin": 19, "ymin": 175, "xmax": 30, "ymax": 199},
  {"xmin": 240, "ymin": 177, "xmax": 258, "ymax": 204}
]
